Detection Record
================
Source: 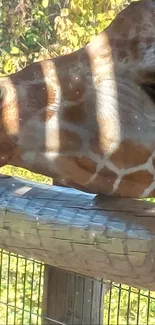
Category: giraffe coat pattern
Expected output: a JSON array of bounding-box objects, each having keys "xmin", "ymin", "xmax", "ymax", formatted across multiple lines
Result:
[{"xmin": 1, "ymin": 0, "xmax": 155, "ymax": 197}]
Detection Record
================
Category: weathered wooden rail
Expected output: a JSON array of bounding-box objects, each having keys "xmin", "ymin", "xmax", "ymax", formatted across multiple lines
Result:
[{"xmin": 0, "ymin": 174, "xmax": 155, "ymax": 292}]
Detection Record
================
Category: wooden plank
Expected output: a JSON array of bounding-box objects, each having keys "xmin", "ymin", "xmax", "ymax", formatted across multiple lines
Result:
[
  {"xmin": 42, "ymin": 266, "xmax": 104, "ymax": 325},
  {"xmin": 0, "ymin": 175, "xmax": 155, "ymax": 290}
]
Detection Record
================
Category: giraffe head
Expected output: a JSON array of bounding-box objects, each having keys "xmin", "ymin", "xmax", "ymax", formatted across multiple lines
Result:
[{"xmin": 1, "ymin": 0, "xmax": 155, "ymax": 197}]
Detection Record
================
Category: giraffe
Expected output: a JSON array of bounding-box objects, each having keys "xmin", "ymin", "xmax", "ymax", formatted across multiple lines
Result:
[{"xmin": 1, "ymin": 0, "xmax": 155, "ymax": 198}]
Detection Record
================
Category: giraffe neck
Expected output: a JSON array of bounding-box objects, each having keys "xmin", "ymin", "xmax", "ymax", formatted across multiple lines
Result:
[{"xmin": 1, "ymin": 0, "xmax": 155, "ymax": 198}]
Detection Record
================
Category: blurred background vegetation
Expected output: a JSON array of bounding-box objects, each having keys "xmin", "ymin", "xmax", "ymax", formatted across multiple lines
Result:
[
  {"xmin": 0, "ymin": 0, "xmax": 139, "ymax": 76},
  {"xmin": 1, "ymin": 0, "xmax": 155, "ymax": 324}
]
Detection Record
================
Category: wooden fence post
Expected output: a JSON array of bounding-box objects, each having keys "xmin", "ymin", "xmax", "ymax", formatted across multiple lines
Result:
[{"xmin": 42, "ymin": 265, "xmax": 105, "ymax": 325}]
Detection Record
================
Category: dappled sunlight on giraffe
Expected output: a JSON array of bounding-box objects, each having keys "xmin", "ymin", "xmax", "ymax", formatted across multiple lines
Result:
[{"xmin": 1, "ymin": 0, "xmax": 155, "ymax": 197}]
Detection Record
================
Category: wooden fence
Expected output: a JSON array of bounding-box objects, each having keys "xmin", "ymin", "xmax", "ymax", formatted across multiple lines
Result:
[{"xmin": 0, "ymin": 175, "xmax": 155, "ymax": 324}]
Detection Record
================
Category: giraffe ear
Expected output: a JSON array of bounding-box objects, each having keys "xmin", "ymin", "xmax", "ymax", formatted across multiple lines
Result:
[{"xmin": 136, "ymin": 68, "xmax": 155, "ymax": 102}]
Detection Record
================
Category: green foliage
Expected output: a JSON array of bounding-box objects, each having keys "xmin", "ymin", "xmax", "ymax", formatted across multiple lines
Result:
[
  {"xmin": 0, "ymin": 0, "xmax": 140, "ymax": 75},
  {"xmin": 1, "ymin": 0, "xmax": 58, "ymax": 74},
  {"xmin": 104, "ymin": 283, "xmax": 155, "ymax": 325},
  {"xmin": 54, "ymin": 0, "xmax": 117, "ymax": 50},
  {"xmin": 0, "ymin": 250, "xmax": 44, "ymax": 324}
]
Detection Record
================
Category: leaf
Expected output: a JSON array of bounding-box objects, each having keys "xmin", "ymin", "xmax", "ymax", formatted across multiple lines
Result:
[
  {"xmin": 77, "ymin": 27, "xmax": 85, "ymax": 37},
  {"xmin": 42, "ymin": 0, "xmax": 49, "ymax": 8},
  {"xmin": 3, "ymin": 59, "xmax": 15, "ymax": 74},
  {"xmin": 10, "ymin": 46, "xmax": 20, "ymax": 55},
  {"xmin": 61, "ymin": 8, "xmax": 69, "ymax": 16}
]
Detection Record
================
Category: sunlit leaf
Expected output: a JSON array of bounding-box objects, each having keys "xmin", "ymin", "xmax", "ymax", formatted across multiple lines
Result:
[
  {"xmin": 10, "ymin": 46, "xmax": 20, "ymax": 55},
  {"xmin": 42, "ymin": 0, "xmax": 49, "ymax": 8}
]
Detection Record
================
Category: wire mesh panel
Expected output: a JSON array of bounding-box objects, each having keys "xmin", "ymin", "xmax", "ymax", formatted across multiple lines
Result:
[
  {"xmin": 0, "ymin": 250, "xmax": 155, "ymax": 325},
  {"xmin": 0, "ymin": 250, "xmax": 44, "ymax": 325},
  {"xmin": 103, "ymin": 282, "xmax": 155, "ymax": 325}
]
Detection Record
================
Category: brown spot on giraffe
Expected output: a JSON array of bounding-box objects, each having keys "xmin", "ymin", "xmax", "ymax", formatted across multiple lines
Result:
[
  {"xmin": 29, "ymin": 83, "xmax": 56, "ymax": 121},
  {"xmin": 110, "ymin": 141, "xmax": 151, "ymax": 168},
  {"xmin": 75, "ymin": 156, "xmax": 97, "ymax": 173},
  {"xmin": 26, "ymin": 83, "xmax": 55, "ymax": 112},
  {"xmin": 63, "ymin": 103, "xmax": 87, "ymax": 124},
  {"xmin": 115, "ymin": 171, "xmax": 153, "ymax": 197},
  {"xmin": 51, "ymin": 129, "xmax": 82, "ymax": 152},
  {"xmin": 0, "ymin": 139, "xmax": 17, "ymax": 167},
  {"xmin": 54, "ymin": 157, "xmax": 117, "ymax": 194},
  {"xmin": 54, "ymin": 156, "xmax": 97, "ymax": 185},
  {"xmin": 85, "ymin": 167, "xmax": 118, "ymax": 194},
  {"xmin": 57, "ymin": 71, "xmax": 86, "ymax": 102}
]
